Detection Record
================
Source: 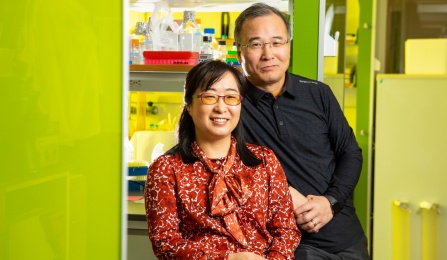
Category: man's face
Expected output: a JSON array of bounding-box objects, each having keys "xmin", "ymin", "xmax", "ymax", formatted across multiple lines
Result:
[{"xmin": 237, "ymin": 13, "xmax": 290, "ymax": 89}]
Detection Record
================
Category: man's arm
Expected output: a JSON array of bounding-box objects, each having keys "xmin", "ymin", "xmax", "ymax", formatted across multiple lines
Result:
[{"xmin": 292, "ymin": 84, "xmax": 362, "ymax": 233}]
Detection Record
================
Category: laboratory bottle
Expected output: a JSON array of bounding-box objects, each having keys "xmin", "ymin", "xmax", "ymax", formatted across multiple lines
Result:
[
  {"xmin": 124, "ymin": 139, "xmax": 134, "ymax": 162},
  {"xmin": 216, "ymin": 40, "xmax": 227, "ymax": 61},
  {"xmin": 203, "ymin": 28, "xmax": 217, "ymax": 49},
  {"xmin": 178, "ymin": 10, "xmax": 202, "ymax": 52},
  {"xmin": 200, "ymin": 35, "xmax": 213, "ymax": 55},
  {"xmin": 151, "ymin": 143, "xmax": 165, "ymax": 163},
  {"xmin": 134, "ymin": 21, "xmax": 152, "ymax": 52},
  {"xmin": 142, "ymin": 33, "xmax": 153, "ymax": 52},
  {"xmin": 130, "ymin": 38, "xmax": 142, "ymax": 64}
]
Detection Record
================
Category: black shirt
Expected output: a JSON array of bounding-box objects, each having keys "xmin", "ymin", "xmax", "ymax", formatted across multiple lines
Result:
[{"xmin": 241, "ymin": 72, "xmax": 365, "ymax": 253}]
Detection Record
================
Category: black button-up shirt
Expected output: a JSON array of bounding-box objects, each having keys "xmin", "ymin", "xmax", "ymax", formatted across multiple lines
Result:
[{"xmin": 241, "ymin": 72, "xmax": 364, "ymax": 253}]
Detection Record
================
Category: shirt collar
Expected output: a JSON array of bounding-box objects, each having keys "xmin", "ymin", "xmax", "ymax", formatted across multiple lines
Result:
[{"xmin": 245, "ymin": 72, "xmax": 297, "ymax": 105}]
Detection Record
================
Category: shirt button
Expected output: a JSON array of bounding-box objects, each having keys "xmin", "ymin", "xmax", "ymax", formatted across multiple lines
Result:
[
  {"xmin": 279, "ymin": 121, "xmax": 284, "ymax": 126},
  {"xmin": 275, "ymin": 105, "xmax": 279, "ymax": 109}
]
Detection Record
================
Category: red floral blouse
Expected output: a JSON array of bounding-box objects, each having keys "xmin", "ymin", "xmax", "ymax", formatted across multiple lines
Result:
[{"xmin": 144, "ymin": 138, "xmax": 300, "ymax": 260}]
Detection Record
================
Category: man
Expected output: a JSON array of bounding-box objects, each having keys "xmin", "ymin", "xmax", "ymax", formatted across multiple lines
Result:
[{"xmin": 235, "ymin": 3, "xmax": 369, "ymax": 259}]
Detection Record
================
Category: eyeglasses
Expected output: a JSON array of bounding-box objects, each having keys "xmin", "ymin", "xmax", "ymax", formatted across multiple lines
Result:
[
  {"xmin": 194, "ymin": 93, "xmax": 243, "ymax": 106},
  {"xmin": 240, "ymin": 40, "xmax": 289, "ymax": 53}
]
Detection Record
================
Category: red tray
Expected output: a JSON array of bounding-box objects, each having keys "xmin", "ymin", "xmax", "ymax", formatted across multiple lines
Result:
[{"xmin": 143, "ymin": 51, "xmax": 199, "ymax": 65}]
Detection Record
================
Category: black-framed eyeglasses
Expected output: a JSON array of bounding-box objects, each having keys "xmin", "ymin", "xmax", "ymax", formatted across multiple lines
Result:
[
  {"xmin": 194, "ymin": 93, "xmax": 243, "ymax": 106},
  {"xmin": 240, "ymin": 40, "xmax": 289, "ymax": 52}
]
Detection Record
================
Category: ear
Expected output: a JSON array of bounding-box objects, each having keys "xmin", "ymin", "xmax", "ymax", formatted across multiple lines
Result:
[{"xmin": 237, "ymin": 48, "xmax": 242, "ymax": 63}]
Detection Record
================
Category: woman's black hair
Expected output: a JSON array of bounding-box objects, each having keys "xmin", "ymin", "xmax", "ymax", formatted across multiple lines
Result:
[{"xmin": 166, "ymin": 60, "xmax": 261, "ymax": 167}]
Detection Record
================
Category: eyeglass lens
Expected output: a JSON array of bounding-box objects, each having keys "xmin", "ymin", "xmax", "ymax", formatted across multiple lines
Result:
[{"xmin": 199, "ymin": 93, "xmax": 241, "ymax": 105}]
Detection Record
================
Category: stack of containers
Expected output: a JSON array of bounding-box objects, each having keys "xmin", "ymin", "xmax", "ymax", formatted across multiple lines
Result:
[
  {"xmin": 128, "ymin": 160, "xmax": 149, "ymax": 191},
  {"xmin": 225, "ymin": 49, "xmax": 240, "ymax": 66},
  {"xmin": 140, "ymin": 10, "xmax": 202, "ymax": 65}
]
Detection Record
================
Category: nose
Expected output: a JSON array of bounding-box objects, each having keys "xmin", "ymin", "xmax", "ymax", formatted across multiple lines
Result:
[
  {"xmin": 261, "ymin": 43, "xmax": 274, "ymax": 59},
  {"xmin": 213, "ymin": 97, "xmax": 228, "ymax": 112}
]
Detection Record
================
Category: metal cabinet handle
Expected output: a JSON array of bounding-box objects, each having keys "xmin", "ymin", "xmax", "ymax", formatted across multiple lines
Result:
[{"xmin": 418, "ymin": 201, "xmax": 439, "ymax": 260}]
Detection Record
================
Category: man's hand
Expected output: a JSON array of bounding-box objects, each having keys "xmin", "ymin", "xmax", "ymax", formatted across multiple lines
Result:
[{"xmin": 294, "ymin": 195, "xmax": 333, "ymax": 233}]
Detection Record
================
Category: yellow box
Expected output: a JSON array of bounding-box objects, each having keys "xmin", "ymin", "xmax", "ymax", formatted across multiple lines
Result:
[{"xmin": 405, "ymin": 38, "xmax": 447, "ymax": 75}]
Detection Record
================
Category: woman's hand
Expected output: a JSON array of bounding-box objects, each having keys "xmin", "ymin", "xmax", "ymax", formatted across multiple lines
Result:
[
  {"xmin": 288, "ymin": 186, "xmax": 308, "ymax": 214},
  {"xmin": 228, "ymin": 252, "xmax": 267, "ymax": 260}
]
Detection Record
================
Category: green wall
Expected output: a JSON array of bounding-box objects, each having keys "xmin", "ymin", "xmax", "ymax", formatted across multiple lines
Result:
[
  {"xmin": 355, "ymin": 0, "xmax": 374, "ymax": 236},
  {"xmin": 0, "ymin": 1, "xmax": 123, "ymax": 259},
  {"xmin": 290, "ymin": 1, "xmax": 320, "ymax": 79}
]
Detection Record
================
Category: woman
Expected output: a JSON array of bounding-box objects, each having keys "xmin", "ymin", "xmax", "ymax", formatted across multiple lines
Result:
[{"xmin": 144, "ymin": 60, "xmax": 300, "ymax": 260}]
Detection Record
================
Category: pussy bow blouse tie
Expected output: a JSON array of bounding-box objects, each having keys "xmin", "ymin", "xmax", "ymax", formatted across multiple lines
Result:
[{"xmin": 193, "ymin": 138, "xmax": 252, "ymax": 247}]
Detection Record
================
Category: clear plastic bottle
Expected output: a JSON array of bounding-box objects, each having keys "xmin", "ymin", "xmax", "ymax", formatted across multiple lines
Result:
[
  {"xmin": 142, "ymin": 34, "xmax": 153, "ymax": 52},
  {"xmin": 124, "ymin": 139, "xmax": 134, "ymax": 163},
  {"xmin": 151, "ymin": 143, "xmax": 165, "ymax": 163},
  {"xmin": 216, "ymin": 40, "xmax": 227, "ymax": 61},
  {"xmin": 178, "ymin": 10, "xmax": 202, "ymax": 52}
]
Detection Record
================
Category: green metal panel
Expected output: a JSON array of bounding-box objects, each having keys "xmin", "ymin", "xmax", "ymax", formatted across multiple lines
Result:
[
  {"xmin": 0, "ymin": 1, "xmax": 123, "ymax": 259},
  {"xmin": 354, "ymin": 0, "xmax": 374, "ymax": 236},
  {"xmin": 290, "ymin": 0, "xmax": 321, "ymax": 79}
]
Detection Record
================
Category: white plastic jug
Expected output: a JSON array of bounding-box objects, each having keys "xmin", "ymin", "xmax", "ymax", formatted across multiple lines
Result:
[{"xmin": 151, "ymin": 142, "xmax": 165, "ymax": 163}]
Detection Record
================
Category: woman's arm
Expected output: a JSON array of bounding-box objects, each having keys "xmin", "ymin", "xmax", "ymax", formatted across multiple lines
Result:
[
  {"xmin": 263, "ymin": 149, "xmax": 301, "ymax": 260},
  {"xmin": 289, "ymin": 186, "xmax": 308, "ymax": 213}
]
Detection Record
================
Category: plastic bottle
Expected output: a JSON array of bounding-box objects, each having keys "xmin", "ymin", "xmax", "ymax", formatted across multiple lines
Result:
[
  {"xmin": 134, "ymin": 21, "xmax": 152, "ymax": 53},
  {"xmin": 203, "ymin": 28, "xmax": 217, "ymax": 49},
  {"xmin": 124, "ymin": 139, "xmax": 134, "ymax": 163},
  {"xmin": 178, "ymin": 10, "xmax": 202, "ymax": 52},
  {"xmin": 130, "ymin": 38, "xmax": 142, "ymax": 64},
  {"xmin": 142, "ymin": 34, "xmax": 153, "ymax": 52},
  {"xmin": 151, "ymin": 143, "xmax": 165, "ymax": 163},
  {"xmin": 216, "ymin": 40, "xmax": 227, "ymax": 61}
]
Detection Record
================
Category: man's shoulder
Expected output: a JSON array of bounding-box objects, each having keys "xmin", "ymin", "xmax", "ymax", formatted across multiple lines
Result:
[
  {"xmin": 288, "ymin": 72, "xmax": 328, "ymax": 87},
  {"xmin": 286, "ymin": 73, "xmax": 332, "ymax": 96}
]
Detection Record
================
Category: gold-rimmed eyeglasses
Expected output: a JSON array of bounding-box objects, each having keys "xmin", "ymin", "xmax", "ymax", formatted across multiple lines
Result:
[
  {"xmin": 240, "ymin": 40, "xmax": 289, "ymax": 53},
  {"xmin": 194, "ymin": 93, "xmax": 243, "ymax": 106}
]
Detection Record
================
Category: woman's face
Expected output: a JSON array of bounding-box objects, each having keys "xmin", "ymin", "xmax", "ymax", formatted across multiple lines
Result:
[{"xmin": 188, "ymin": 71, "xmax": 241, "ymax": 144}]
